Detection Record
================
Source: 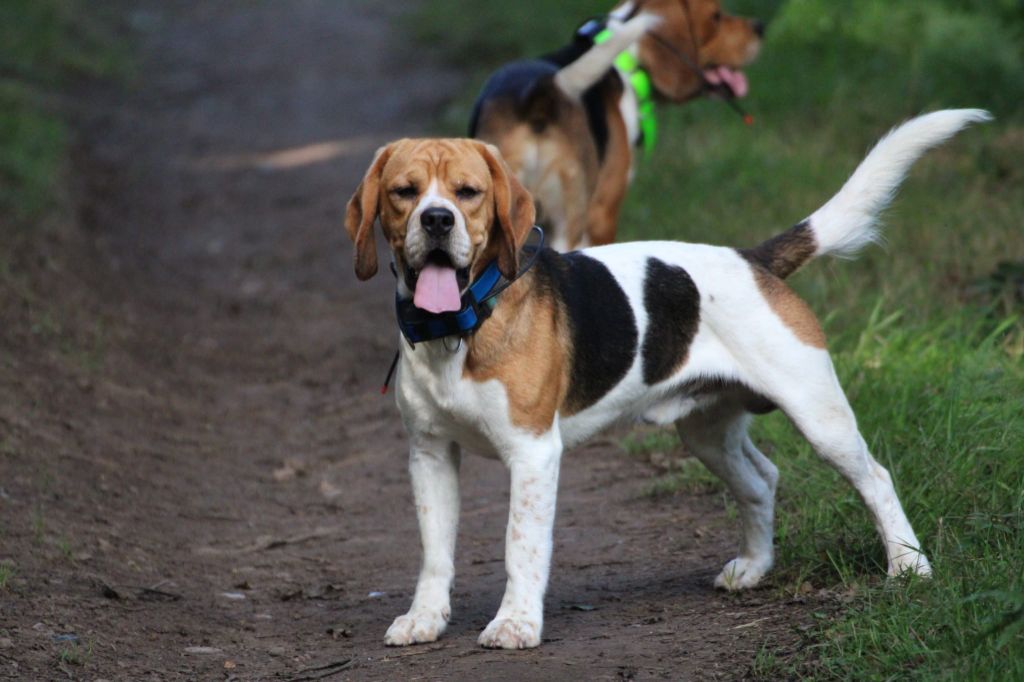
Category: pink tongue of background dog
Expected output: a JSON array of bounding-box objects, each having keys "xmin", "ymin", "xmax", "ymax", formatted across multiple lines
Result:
[
  {"xmin": 413, "ymin": 263, "xmax": 462, "ymax": 313},
  {"xmin": 703, "ymin": 66, "xmax": 749, "ymax": 98}
]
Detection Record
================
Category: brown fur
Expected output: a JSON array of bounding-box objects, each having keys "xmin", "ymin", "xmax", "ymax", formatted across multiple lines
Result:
[
  {"xmin": 748, "ymin": 265, "xmax": 826, "ymax": 349},
  {"xmin": 475, "ymin": 0, "xmax": 762, "ymax": 250},
  {"xmin": 463, "ymin": 275, "xmax": 571, "ymax": 433},
  {"xmin": 636, "ymin": 0, "xmax": 762, "ymax": 102},
  {"xmin": 343, "ymin": 139, "xmax": 535, "ymax": 282},
  {"xmin": 739, "ymin": 221, "xmax": 818, "ymax": 280}
]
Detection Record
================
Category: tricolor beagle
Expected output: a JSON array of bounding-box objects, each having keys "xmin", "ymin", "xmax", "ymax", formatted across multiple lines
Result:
[
  {"xmin": 470, "ymin": 0, "xmax": 763, "ymax": 251},
  {"xmin": 344, "ymin": 109, "xmax": 990, "ymax": 649}
]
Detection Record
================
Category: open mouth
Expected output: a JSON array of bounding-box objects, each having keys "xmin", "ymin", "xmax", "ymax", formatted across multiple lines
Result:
[
  {"xmin": 702, "ymin": 65, "xmax": 748, "ymax": 99},
  {"xmin": 407, "ymin": 250, "xmax": 470, "ymax": 314}
]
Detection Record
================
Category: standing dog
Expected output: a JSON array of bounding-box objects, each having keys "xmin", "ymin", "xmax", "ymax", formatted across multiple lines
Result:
[
  {"xmin": 345, "ymin": 110, "xmax": 989, "ymax": 649},
  {"xmin": 470, "ymin": 0, "xmax": 763, "ymax": 251}
]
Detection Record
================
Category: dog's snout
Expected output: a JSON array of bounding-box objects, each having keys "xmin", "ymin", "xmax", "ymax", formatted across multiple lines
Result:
[
  {"xmin": 752, "ymin": 19, "xmax": 765, "ymax": 38},
  {"xmin": 421, "ymin": 207, "xmax": 455, "ymax": 237}
]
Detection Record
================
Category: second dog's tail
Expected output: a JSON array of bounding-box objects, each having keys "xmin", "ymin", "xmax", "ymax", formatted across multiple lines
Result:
[
  {"xmin": 743, "ymin": 109, "xmax": 992, "ymax": 279},
  {"xmin": 553, "ymin": 13, "xmax": 661, "ymax": 100}
]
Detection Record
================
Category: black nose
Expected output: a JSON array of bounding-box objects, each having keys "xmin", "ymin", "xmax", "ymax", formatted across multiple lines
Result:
[
  {"xmin": 421, "ymin": 207, "xmax": 455, "ymax": 237},
  {"xmin": 752, "ymin": 19, "xmax": 765, "ymax": 38}
]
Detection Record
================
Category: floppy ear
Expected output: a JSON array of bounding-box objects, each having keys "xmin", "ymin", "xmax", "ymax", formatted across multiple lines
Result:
[
  {"xmin": 636, "ymin": 5, "xmax": 706, "ymax": 102},
  {"xmin": 474, "ymin": 142, "xmax": 536, "ymax": 280},
  {"xmin": 345, "ymin": 144, "xmax": 394, "ymax": 281}
]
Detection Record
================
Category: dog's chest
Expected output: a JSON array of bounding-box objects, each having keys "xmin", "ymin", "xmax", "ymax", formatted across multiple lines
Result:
[{"xmin": 395, "ymin": 344, "xmax": 510, "ymax": 456}]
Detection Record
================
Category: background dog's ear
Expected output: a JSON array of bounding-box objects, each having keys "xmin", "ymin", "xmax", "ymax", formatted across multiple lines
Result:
[
  {"xmin": 475, "ymin": 142, "xmax": 536, "ymax": 280},
  {"xmin": 637, "ymin": 12, "xmax": 705, "ymax": 102},
  {"xmin": 345, "ymin": 144, "xmax": 394, "ymax": 281}
]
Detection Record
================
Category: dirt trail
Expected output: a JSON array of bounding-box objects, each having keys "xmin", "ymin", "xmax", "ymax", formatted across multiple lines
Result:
[{"xmin": 0, "ymin": 2, "xmax": 816, "ymax": 679}]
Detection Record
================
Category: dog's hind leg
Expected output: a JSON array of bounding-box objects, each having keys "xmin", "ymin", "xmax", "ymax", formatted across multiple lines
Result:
[
  {"xmin": 479, "ymin": 429, "xmax": 563, "ymax": 649},
  {"xmin": 676, "ymin": 403, "xmax": 778, "ymax": 590},
  {"xmin": 761, "ymin": 350, "xmax": 931, "ymax": 578},
  {"xmin": 385, "ymin": 439, "xmax": 461, "ymax": 646}
]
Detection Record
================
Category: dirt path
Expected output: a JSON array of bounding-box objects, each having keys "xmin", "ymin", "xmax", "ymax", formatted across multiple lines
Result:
[{"xmin": 1, "ymin": 2, "xmax": 816, "ymax": 679}]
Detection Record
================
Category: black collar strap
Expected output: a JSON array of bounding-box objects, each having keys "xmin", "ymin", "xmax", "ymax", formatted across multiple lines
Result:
[{"xmin": 394, "ymin": 226, "xmax": 545, "ymax": 346}]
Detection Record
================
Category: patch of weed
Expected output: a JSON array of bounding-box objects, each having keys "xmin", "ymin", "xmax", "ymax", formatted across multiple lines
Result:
[{"xmin": 57, "ymin": 640, "xmax": 92, "ymax": 666}]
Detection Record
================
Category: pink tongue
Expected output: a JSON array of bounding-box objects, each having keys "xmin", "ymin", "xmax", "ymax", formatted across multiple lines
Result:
[
  {"xmin": 414, "ymin": 263, "xmax": 462, "ymax": 313},
  {"xmin": 717, "ymin": 66, "xmax": 748, "ymax": 98},
  {"xmin": 704, "ymin": 67, "xmax": 749, "ymax": 98}
]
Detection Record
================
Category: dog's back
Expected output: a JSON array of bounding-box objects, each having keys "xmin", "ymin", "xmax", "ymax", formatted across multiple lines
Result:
[{"xmin": 470, "ymin": 14, "xmax": 658, "ymax": 250}]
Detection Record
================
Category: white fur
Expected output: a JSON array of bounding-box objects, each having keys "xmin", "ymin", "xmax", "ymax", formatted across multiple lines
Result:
[
  {"xmin": 383, "ymin": 110, "xmax": 987, "ymax": 649},
  {"xmin": 403, "ymin": 179, "xmax": 473, "ymax": 272},
  {"xmin": 805, "ymin": 109, "xmax": 992, "ymax": 258},
  {"xmin": 553, "ymin": 13, "xmax": 661, "ymax": 100}
]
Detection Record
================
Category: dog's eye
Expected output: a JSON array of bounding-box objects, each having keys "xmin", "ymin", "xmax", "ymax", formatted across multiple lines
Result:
[
  {"xmin": 712, "ymin": 10, "xmax": 722, "ymax": 21},
  {"xmin": 391, "ymin": 186, "xmax": 418, "ymax": 200},
  {"xmin": 456, "ymin": 186, "xmax": 481, "ymax": 201}
]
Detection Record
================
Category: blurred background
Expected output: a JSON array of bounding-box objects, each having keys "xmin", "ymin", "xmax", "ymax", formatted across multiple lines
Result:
[{"xmin": 1, "ymin": 0, "xmax": 1022, "ymax": 678}]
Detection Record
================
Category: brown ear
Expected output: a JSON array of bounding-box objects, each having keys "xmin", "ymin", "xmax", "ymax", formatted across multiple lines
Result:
[
  {"xmin": 474, "ymin": 142, "xmax": 535, "ymax": 280},
  {"xmin": 637, "ymin": 5, "xmax": 706, "ymax": 102},
  {"xmin": 345, "ymin": 145, "xmax": 394, "ymax": 280}
]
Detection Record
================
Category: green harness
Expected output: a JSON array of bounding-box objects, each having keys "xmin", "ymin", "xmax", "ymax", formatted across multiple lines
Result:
[{"xmin": 593, "ymin": 27, "xmax": 657, "ymax": 158}]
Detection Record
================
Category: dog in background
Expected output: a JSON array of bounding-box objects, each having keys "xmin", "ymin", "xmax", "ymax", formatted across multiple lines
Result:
[
  {"xmin": 470, "ymin": 0, "xmax": 763, "ymax": 251},
  {"xmin": 344, "ymin": 109, "xmax": 988, "ymax": 649}
]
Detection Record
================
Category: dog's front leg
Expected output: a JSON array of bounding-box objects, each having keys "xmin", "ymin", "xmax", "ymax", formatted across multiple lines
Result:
[
  {"xmin": 479, "ymin": 432, "xmax": 562, "ymax": 649},
  {"xmin": 385, "ymin": 439, "xmax": 460, "ymax": 646}
]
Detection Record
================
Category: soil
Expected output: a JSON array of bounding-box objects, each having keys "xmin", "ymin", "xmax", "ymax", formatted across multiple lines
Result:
[{"xmin": 0, "ymin": 2, "xmax": 822, "ymax": 679}]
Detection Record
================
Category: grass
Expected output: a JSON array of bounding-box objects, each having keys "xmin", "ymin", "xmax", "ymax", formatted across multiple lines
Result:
[
  {"xmin": 413, "ymin": 0, "xmax": 1024, "ymax": 678},
  {"xmin": 0, "ymin": 0, "xmax": 125, "ymax": 222},
  {"xmin": 0, "ymin": 562, "xmax": 14, "ymax": 590},
  {"xmin": 57, "ymin": 640, "xmax": 92, "ymax": 667}
]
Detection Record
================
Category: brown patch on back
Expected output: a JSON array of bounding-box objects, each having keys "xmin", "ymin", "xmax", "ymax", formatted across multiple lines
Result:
[
  {"xmin": 739, "ymin": 221, "xmax": 818, "ymax": 279},
  {"xmin": 748, "ymin": 264, "xmax": 826, "ymax": 349},
  {"xmin": 463, "ymin": 273, "xmax": 570, "ymax": 434},
  {"xmin": 476, "ymin": 89, "xmax": 599, "ymax": 250}
]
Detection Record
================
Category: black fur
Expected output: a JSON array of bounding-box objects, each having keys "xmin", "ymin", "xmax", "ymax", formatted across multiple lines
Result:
[
  {"xmin": 469, "ymin": 37, "xmax": 618, "ymax": 161},
  {"xmin": 531, "ymin": 249, "xmax": 637, "ymax": 413},
  {"xmin": 739, "ymin": 220, "xmax": 817, "ymax": 280},
  {"xmin": 641, "ymin": 258, "xmax": 701, "ymax": 385},
  {"xmin": 676, "ymin": 377, "xmax": 777, "ymax": 415}
]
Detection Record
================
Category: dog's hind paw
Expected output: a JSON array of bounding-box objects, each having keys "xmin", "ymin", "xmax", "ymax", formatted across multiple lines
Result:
[
  {"xmin": 888, "ymin": 551, "xmax": 932, "ymax": 578},
  {"xmin": 384, "ymin": 609, "xmax": 449, "ymax": 646},
  {"xmin": 714, "ymin": 556, "xmax": 771, "ymax": 591},
  {"xmin": 478, "ymin": 617, "xmax": 541, "ymax": 649}
]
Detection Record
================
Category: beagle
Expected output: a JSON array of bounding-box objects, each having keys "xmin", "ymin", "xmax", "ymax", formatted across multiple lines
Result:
[
  {"xmin": 470, "ymin": 0, "xmax": 763, "ymax": 251},
  {"xmin": 344, "ymin": 109, "xmax": 990, "ymax": 649}
]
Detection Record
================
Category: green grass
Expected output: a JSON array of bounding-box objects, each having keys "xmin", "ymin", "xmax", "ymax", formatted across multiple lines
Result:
[
  {"xmin": 0, "ymin": 562, "xmax": 14, "ymax": 590},
  {"xmin": 0, "ymin": 0, "xmax": 124, "ymax": 221},
  {"xmin": 414, "ymin": 0, "xmax": 1024, "ymax": 677},
  {"xmin": 57, "ymin": 640, "xmax": 92, "ymax": 666}
]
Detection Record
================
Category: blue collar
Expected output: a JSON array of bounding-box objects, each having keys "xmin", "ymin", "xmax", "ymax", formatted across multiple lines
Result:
[
  {"xmin": 395, "ymin": 262, "xmax": 503, "ymax": 345},
  {"xmin": 393, "ymin": 226, "xmax": 546, "ymax": 346}
]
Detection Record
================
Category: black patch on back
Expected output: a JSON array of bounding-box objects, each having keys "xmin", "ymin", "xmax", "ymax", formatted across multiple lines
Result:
[
  {"xmin": 469, "ymin": 39, "xmax": 619, "ymax": 161},
  {"xmin": 532, "ymin": 249, "xmax": 637, "ymax": 413},
  {"xmin": 641, "ymin": 258, "xmax": 701, "ymax": 385}
]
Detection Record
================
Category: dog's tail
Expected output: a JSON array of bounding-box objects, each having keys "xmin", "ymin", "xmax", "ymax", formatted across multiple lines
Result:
[
  {"xmin": 553, "ymin": 13, "xmax": 661, "ymax": 100},
  {"xmin": 743, "ymin": 109, "xmax": 992, "ymax": 279}
]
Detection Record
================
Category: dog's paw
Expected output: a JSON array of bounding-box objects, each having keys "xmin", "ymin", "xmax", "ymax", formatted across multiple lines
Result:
[
  {"xmin": 384, "ymin": 608, "xmax": 449, "ymax": 646},
  {"xmin": 478, "ymin": 617, "xmax": 541, "ymax": 649},
  {"xmin": 888, "ymin": 551, "xmax": 932, "ymax": 578},
  {"xmin": 714, "ymin": 556, "xmax": 771, "ymax": 591}
]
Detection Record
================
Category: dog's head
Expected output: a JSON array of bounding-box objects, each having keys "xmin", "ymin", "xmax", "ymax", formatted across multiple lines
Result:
[
  {"xmin": 625, "ymin": 0, "xmax": 763, "ymax": 102},
  {"xmin": 345, "ymin": 138, "xmax": 535, "ymax": 313}
]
